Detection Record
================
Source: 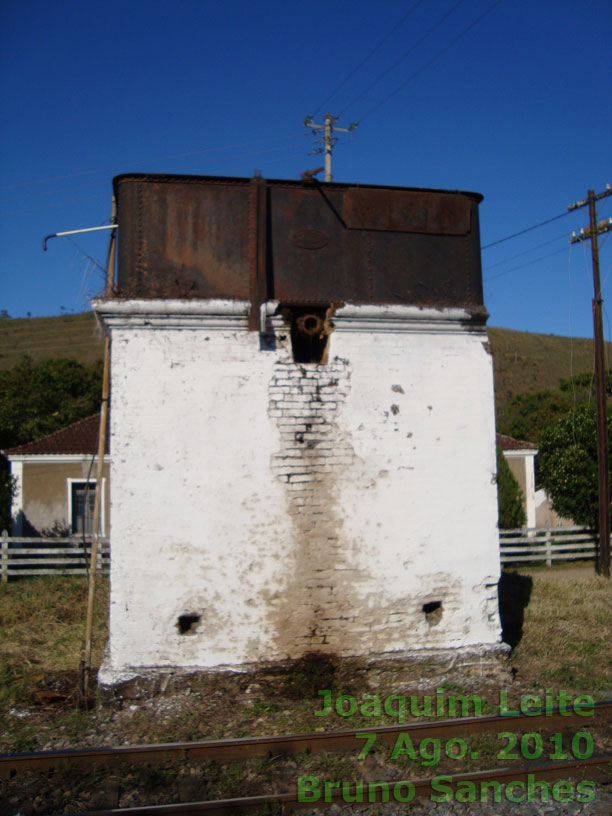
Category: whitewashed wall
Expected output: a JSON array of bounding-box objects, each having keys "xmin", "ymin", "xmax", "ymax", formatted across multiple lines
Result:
[{"xmin": 94, "ymin": 299, "xmax": 501, "ymax": 683}]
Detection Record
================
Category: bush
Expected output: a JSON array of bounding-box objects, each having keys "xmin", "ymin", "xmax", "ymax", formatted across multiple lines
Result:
[
  {"xmin": 538, "ymin": 406, "xmax": 610, "ymax": 528},
  {"xmin": 496, "ymin": 446, "xmax": 526, "ymax": 529}
]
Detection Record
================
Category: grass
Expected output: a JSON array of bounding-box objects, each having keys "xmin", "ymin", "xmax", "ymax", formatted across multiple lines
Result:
[
  {"xmin": 0, "ymin": 575, "xmax": 108, "ymax": 705},
  {"xmin": 509, "ymin": 571, "xmax": 612, "ymax": 693},
  {"xmin": 1, "ymin": 570, "xmax": 611, "ymax": 811},
  {"xmin": 487, "ymin": 326, "xmax": 612, "ymax": 417},
  {"xmin": 0, "ymin": 568, "xmax": 611, "ymax": 756},
  {"xmin": 0, "ymin": 313, "xmax": 104, "ymax": 370}
]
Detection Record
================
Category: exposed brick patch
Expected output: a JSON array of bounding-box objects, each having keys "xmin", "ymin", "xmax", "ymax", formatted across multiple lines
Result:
[{"xmin": 269, "ymin": 352, "xmax": 358, "ymax": 651}]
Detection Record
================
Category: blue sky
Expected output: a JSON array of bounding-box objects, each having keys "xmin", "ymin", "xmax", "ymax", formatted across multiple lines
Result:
[{"xmin": 1, "ymin": 0, "xmax": 610, "ymax": 339}]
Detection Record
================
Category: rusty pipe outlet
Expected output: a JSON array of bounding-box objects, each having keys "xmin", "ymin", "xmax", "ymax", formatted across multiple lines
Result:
[{"xmin": 296, "ymin": 314, "xmax": 324, "ymax": 337}]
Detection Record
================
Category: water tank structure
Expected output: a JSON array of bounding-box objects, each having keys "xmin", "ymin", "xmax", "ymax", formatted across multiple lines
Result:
[{"xmin": 94, "ymin": 173, "xmax": 503, "ymax": 687}]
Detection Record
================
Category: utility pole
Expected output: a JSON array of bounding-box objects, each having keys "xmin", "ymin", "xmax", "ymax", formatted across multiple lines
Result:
[
  {"xmin": 303, "ymin": 113, "xmax": 358, "ymax": 182},
  {"xmin": 569, "ymin": 184, "xmax": 612, "ymax": 578}
]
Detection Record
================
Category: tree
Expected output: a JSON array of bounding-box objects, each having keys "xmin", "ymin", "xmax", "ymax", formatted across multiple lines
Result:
[
  {"xmin": 498, "ymin": 371, "xmax": 612, "ymax": 446},
  {"xmin": 537, "ymin": 406, "xmax": 612, "ymax": 528},
  {"xmin": 0, "ymin": 356, "xmax": 103, "ymax": 530},
  {"xmin": 499, "ymin": 390, "xmax": 571, "ymax": 445},
  {"xmin": 0, "ymin": 462, "xmax": 16, "ymax": 532},
  {"xmin": 496, "ymin": 446, "xmax": 527, "ymax": 529},
  {"xmin": 0, "ymin": 356, "xmax": 103, "ymax": 450}
]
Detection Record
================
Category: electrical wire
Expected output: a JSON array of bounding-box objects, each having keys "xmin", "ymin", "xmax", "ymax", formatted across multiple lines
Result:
[
  {"xmin": 0, "ymin": 144, "xmax": 310, "ymax": 218},
  {"xmin": 339, "ymin": 0, "xmax": 467, "ymax": 118},
  {"xmin": 5, "ymin": 140, "xmax": 308, "ymax": 205},
  {"xmin": 0, "ymin": 194, "xmax": 109, "ymax": 219},
  {"xmin": 311, "ymin": 0, "xmax": 426, "ymax": 117},
  {"xmin": 355, "ymin": 0, "xmax": 503, "ymax": 123},
  {"xmin": 483, "ymin": 245, "xmax": 569, "ymax": 282},
  {"xmin": 67, "ymin": 238, "xmax": 107, "ymax": 276},
  {"xmin": 0, "ymin": 134, "xmax": 305, "ymax": 192},
  {"xmin": 264, "ymin": 150, "xmax": 319, "ymax": 166},
  {"xmin": 484, "ymin": 231, "xmax": 569, "ymax": 271},
  {"xmin": 482, "ymin": 210, "xmax": 573, "ymax": 250}
]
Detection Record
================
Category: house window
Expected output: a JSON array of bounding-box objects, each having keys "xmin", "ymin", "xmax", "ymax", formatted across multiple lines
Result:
[{"xmin": 68, "ymin": 480, "xmax": 104, "ymax": 534}]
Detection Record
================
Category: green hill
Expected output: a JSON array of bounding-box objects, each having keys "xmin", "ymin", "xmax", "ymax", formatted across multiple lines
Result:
[
  {"xmin": 0, "ymin": 313, "xmax": 104, "ymax": 370},
  {"xmin": 487, "ymin": 326, "xmax": 607, "ymax": 416},
  {"xmin": 0, "ymin": 313, "xmax": 606, "ymax": 420}
]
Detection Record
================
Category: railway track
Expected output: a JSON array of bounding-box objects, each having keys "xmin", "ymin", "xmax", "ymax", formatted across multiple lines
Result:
[
  {"xmin": 3, "ymin": 702, "xmax": 611, "ymax": 814},
  {"xmin": 81, "ymin": 755, "xmax": 612, "ymax": 815}
]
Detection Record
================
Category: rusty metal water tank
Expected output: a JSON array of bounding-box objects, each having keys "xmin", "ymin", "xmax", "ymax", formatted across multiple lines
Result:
[{"xmin": 113, "ymin": 173, "xmax": 485, "ymax": 322}]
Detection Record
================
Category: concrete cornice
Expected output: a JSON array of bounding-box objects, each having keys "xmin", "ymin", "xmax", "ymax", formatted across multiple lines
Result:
[
  {"xmin": 93, "ymin": 299, "xmax": 486, "ymax": 335},
  {"xmin": 330, "ymin": 304, "xmax": 486, "ymax": 335},
  {"xmin": 92, "ymin": 299, "xmax": 251, "ymax": 331}
]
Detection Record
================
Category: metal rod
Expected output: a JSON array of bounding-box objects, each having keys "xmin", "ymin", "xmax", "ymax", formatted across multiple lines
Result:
[
  {"xmin": 43, "ymin": 223, "xmax": 117, "ymax": 251},
  {"xmin": 3, "ymin": 701, "xmax": 610, "ymax": 775}
]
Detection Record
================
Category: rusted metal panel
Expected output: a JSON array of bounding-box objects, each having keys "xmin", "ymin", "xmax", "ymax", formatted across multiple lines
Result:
[
  {"xmin": 115, "ymin": 175, "xmax": 252, "ymax": 300},
  {"xmin": 343, "ymin": 188, "xmax": 471, "ymax": 234},
  {"xmin": 113, "ymin": 174, "xmax": 484, "ymax": 312}
]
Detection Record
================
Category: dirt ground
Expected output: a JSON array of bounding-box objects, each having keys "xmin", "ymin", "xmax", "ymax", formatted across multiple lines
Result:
[{"xmin": 1, "ymin": 566, "xmax": 611, "ymax": 814}]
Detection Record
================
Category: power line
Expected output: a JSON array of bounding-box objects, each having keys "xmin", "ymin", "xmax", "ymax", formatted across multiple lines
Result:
[
  {"xmin": 7, "ymin": 141, "xmax": 309, "ymax": 204},
  {"xmin": 355, "ymin": 0, "xmax": 503, "ymax": 123},
  {"xmin": 67, "ymin": 239, "xmax": 107, "ymax": 276},
  {"xmin": 0, "ymin": 145, "xmax": 310, "ymax": 218},
  {"xmin": 0, "ymin": 134, "xmax": 305, "ymax": 192},
  {"xmin": 263, "ymin": 150, "xmax": 317, "ymax": 166},
  {"xmin": 484, "ymin": 231, "xmax": 569, "ymax": 270},
  {"xmin": 0, "ymin": 193, "xmax": 109, "ymax": 219},
  {"xmin": 339, "ymin": 0, "xmax": 466, "ymax": 118},
  {"xmin": 483, "ymin": 245, "xmax": 569, "ymax": 281},
  {"xmin": 312, "ymin": 0, "xmax": 426, "ymax": 117},
  {"xmin": 482, "ymin": 210, "xmax": 573, "ymax": 250}
]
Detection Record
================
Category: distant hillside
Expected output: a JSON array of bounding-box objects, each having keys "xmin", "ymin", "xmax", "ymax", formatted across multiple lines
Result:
[
  {"xmin": 0, "ymin": 313, "xmax": 103, "ymax": 370},
  {"xmin": 0, "ymin": 313, "xmax": 606, "ymax": 418},
  {"xmin": 487, "ymin": 326, "xmax": 608, "ymax": 416}
]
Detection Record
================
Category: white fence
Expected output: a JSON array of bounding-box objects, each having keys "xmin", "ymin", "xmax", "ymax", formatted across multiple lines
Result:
[
  {"xmin": 0, "ymin": 527, "xmax": 598, "ymax": 580},
  {"xmin": 0, "ymin": 530, "xmax": 110, "ymax": 582},
  {"xmin": 499, "ymin": 525, "xmax": 597, "ymax": 566}
]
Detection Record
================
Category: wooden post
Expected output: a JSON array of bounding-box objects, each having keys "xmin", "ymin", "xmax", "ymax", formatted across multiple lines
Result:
[
  {"xmin": 545, "ymin": 521, "xmax": 552, "ymax": 567},
  {"xmin": 82, "ymin": 200, "xmax": 115, "ymax": 697},
  {"xmin": 569, "ymin": 186, "xmax": 612, "ymax": 577},
  {"xmin": 1, "ymin": 530, "xmax": 8, "ymax": 583}
]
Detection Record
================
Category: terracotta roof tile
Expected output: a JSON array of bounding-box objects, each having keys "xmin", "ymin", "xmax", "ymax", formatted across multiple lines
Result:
[
  {"xmin": 496, "ymin": 432, "xmax": 538, "ymax": 452},
  {"xmin": 3, "ymin": 413, "xmax": 109, "ymax": 456}
]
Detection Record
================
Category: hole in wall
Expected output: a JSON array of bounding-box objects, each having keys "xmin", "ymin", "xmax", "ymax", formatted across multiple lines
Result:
[
  {"xmin": 279, "ymin": 304, "xmax": 334, "ymax": 364},
  {"xmin": 302, "ymin": 315, "xmax": 322, "ymax": 333},
  {"xmin": 177, "ymin": 613, "xmax": 201, "ymax": 635},
  {"xmin": 422, "ymin": 601, "xmax": 442, "ymax": 626}
]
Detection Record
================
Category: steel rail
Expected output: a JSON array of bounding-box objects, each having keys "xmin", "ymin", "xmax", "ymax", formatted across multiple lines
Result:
[
  {"xmin": 2, "ymin": 701, "xmax": 611, "ymax": 778},
  {"xmin": 85, "ymin": 754, "xmax": 612, "ymax": 815}
]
